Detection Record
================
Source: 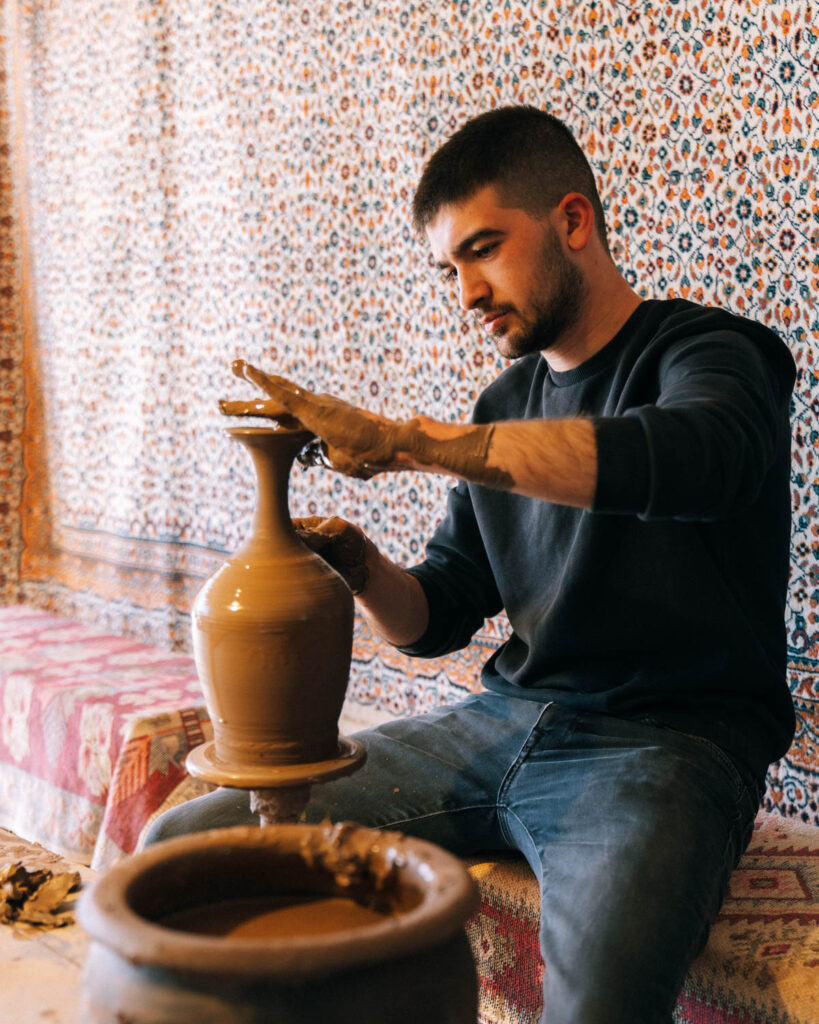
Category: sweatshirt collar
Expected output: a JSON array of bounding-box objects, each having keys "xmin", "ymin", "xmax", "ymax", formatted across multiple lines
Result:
[{"xmin": 546, "ymin": 300, "xmax": 656, "ymax": 387}]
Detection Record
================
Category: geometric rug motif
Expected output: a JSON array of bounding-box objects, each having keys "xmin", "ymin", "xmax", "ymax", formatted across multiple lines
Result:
[{"xmin": 465, "ymin": 813, "xmax": 819, "ymax": 1024}]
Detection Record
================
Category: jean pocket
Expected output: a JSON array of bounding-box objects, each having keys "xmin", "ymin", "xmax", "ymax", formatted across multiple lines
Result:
[{"xmin": 651, "ymin": 722, "xmax": 750, "ymax": 801}]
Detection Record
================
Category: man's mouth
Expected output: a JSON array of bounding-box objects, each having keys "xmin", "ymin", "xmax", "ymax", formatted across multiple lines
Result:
[{"xmin": 480, "ymin": 310, "xmax": 511, "ymax": 333}]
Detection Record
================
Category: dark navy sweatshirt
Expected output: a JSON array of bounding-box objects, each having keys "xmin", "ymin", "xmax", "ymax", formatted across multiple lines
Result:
[{"xmin": 401, "ymin": 299, "xmax": 796, "ymax": 783}]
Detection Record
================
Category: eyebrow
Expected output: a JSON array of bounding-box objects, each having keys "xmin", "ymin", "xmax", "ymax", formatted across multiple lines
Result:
[{"xmin": 434, "ymin": 228, "xmax": 505, "ymax": 270}]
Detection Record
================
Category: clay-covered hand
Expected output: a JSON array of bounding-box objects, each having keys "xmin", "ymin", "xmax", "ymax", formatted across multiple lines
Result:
[
  {"xmin": 221, "ymin": 360, "xmax": 500, "ymax": 486},
  {"xmin": 218, "ymin": 391, "xmax": 304, "ymax": 430},
  {"xmin": 224, "ymin": 361, "xmax": 403, "ymax": 480},
  {"xmin": 292, "ymin": 516, "xmax": 371, "ymax": 595}
]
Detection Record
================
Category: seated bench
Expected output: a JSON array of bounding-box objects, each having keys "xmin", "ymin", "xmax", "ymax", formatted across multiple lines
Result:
[
  {"xmin": 465, "ymin": 812, "xmax": 819, "ymax": 1023},
  {"xmin": 1, "ymin": 604, "xmax": 817, "ymax": 1021},
  {"xmin": 0, "ymin": 605, "xmax": 213, "ymax": 868}
]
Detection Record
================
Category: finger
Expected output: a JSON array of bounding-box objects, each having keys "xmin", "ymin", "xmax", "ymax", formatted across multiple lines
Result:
[
  {"xmin": 292, "ymin": 515, "xmax": 326, "ymax": 532},
  {"xmin": 293, "ymin": 517, "xmax": 346, "ymax": 557},
  {"xmin": 218, "ymin": 398, "xmax": 304, "ymax": 428},
  {"xmin": 231, "ymin": 359, "xmax": 270, "ymax": 387},
  {"xmin": 295, "ymin": 515, "xmax": 343, "ymax": 539},
  {"xmin": 293, "ymin": 520, "xmax": 332, "ymax": 555},
  {"xmin": 233, "ymin": 361, "xmax": 314, "ymax": 411}
]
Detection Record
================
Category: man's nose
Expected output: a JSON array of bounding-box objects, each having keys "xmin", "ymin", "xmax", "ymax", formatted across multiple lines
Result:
[{"xmin": 458, "ymin": 268, "xmax": 489, "ymax": 311}]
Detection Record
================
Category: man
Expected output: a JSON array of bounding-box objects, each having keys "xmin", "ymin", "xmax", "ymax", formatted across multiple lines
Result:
[{"xmin": 148, "ymin": 106, "xmax": 796, "ymax": 1023}]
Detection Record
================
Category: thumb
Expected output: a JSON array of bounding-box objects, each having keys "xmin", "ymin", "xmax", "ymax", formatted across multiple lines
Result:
[{"xmin": 292, "ymin": 517, "xmax": 370, "ymax": 595}]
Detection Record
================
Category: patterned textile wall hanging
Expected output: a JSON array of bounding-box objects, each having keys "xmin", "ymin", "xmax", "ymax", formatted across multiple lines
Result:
[
  {"xmin": 0, "ymin": 5, "xmax": 27, "ymax": 606},
  {"xmin": 2, "ymin": 2, "xmax": 817, "ymax": 820}
]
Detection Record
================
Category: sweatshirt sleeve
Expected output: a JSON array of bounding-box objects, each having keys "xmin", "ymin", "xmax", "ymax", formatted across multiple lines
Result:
[
  {"xmin": 592, "ymin": 328, "xmax": 794, "ymax": 521},
  {"xmin": 395, "ymin": 480, "xmax": 503, "ymax": 658}
]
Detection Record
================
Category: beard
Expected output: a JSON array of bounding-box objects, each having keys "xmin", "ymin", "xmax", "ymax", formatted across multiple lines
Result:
[{"xmin": 496, "ymin": 228, "xmax": 588, "ymax": 360}]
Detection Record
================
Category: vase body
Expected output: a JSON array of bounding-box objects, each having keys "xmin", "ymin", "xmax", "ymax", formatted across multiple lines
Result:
[
  {"xmin": 78, "ymin": 823, "xmax": 479, "ymax": 1024},
  {"xmin": 192, "ymin": 426, "xmax": 354, "ymax": 769}
]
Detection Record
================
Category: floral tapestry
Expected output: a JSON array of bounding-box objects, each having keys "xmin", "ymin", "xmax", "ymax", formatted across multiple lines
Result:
[{"xmin": 1, "ymin": 1, "xmax": 817, "ymax": 821}]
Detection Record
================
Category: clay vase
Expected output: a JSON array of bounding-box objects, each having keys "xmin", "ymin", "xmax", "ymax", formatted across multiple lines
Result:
[
  {"xmin": 78, "ymin": 822, "xmax": 479, "ymax": 1024},
  {"xmin": 190, "ymin": 426, "xmax": 354, "ymax": 775}
]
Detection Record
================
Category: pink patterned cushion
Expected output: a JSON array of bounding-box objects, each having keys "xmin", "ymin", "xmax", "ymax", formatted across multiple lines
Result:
[{"xmin": 0, "ymin": 606, "xmax": 211, "ymax": 867}]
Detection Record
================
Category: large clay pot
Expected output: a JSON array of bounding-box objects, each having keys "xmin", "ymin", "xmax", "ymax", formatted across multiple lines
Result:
[
  {"xmin": 189, "ymin": 426, "xmax": 355, "ymax": 775},
  {"xmin": 78, "ymin": 823, "xmax": 479, "ymax": 1024}
]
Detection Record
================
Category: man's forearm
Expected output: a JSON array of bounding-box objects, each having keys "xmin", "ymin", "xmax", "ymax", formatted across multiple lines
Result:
[
  {"xmin": 393, "ymin": 416, "xmax": 598, "ymax": 508},
  {"xmin": 356, "ymin": 541, "xmax": 430, "ymax": 647},
  {"xmin": 225, "ymin": 366, "xmax": 597, "ymax": 505}
]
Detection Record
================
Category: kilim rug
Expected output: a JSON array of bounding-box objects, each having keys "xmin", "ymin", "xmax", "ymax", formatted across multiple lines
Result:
[{"xmin": 465, "ymin": 812, "xmax": 819, "ymax": 1024}]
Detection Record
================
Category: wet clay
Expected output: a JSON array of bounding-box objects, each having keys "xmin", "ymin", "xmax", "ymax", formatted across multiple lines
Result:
[
  {"xmin": 394, "ymin": 418, "xmax": 514, "ymax": 490},
  {"xmin": 0, "ymin": 860, "xmax": 80, "ymax": 928},
  {"xmin": 298, "ymin": 820, "xmax": 403, "ymax": 893},
  {"xmin": 78, "ymin": 823, "xmax": 480, "ymax": 1023},
  {"xmin": 188, "ymin": 426, "xmax": 356, "ymax": 776},
  {"xmin": 224, "ymin": 359, "xmax": 514, "ymax": 489},
  {"xmin": 161, "ymin": 894, "xmax": 391, "ymax": 938},
  {"xmin": 293, "ymin": 516, "xmax": 369, "ymax": 595}
]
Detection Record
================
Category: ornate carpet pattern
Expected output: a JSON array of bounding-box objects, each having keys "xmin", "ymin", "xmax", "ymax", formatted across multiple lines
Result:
[
  {"xmin": 0, "ymin": 2, "xmax": 816, "ymax": 821},
  {"xmin": 466, "ymin": 812, "xmax": 819, "ymax": 1024}
]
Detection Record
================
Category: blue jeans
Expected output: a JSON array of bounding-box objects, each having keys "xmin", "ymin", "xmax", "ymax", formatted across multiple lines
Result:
[{"xmin": 145, "ymin": 693, "xmax": 761, "ymax": 1024}]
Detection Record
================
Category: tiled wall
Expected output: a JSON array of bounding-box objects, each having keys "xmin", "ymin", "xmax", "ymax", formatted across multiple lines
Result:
[{"xmin": 2, "ymin": 1, "xmax": 817, "ymax": 820}]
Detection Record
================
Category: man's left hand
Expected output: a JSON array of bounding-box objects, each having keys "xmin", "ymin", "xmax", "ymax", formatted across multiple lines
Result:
[{"xmin": 220, "ymin": 360, "xmax": 403, "ymax": 479}]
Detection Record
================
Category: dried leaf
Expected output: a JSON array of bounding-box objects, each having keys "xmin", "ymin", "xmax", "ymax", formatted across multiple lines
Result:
[
  {"xmin": 18, "ymin": 907, "xmax": 76, "ymax": 928},
  {"xmin": 23, "ymin": 872, "xmax": 79, "ymax": 912},
  {"xmin": 0, "ymin": 861, "xmax": 81, "ymax": 929}
]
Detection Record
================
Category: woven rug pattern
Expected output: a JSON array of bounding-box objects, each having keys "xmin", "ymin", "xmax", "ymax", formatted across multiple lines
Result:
[{"xmin": 466, "ymin": 812, "xmax": 819, "ymax": 1024}]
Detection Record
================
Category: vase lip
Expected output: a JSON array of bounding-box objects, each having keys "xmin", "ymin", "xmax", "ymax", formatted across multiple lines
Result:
[{"xmin": 225, "ymin": 425, "xmax": 314, "ymax": 442}]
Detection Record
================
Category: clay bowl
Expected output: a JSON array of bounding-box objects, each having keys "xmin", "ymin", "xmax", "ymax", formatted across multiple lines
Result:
[{"xmin": 78, "ymin": 822, "xmax": 479, "ymax": 1024}]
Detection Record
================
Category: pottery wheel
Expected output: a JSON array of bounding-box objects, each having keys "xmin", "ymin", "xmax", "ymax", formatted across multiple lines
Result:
[{"xmin": 185, "ymin": 736, "xmax": 366, "ymax": 790}]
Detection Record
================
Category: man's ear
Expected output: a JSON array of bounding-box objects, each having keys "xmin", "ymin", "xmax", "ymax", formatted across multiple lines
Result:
[{"xmin": 557, "ymin": 192, "xmax": 596, "ymax": 252}]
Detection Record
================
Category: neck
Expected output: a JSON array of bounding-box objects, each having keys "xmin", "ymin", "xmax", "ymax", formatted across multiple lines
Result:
[{"xmin": 542, "ymin": 269, "xmax": 644, "ymax": 373}]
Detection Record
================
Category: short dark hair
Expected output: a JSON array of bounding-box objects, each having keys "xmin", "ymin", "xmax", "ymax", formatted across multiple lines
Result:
[{"xmin": 412, "ymin": 105, "xmax": 609, "ymax": 253}]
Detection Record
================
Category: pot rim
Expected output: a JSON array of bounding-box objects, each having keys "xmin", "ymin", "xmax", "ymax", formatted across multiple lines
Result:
[
  {"xmin": 78, "ymin": 822, "xmax": 478, "ymax": 980},
  {"xmin": 225, "ymin": 424, "xmax": 314, "ymax": 442}
]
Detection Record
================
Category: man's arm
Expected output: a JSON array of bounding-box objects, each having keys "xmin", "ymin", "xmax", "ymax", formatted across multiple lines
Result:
[
  {"xmin": 222, "ymin": 361, "xmax": 598, "ymax": 508},
  {"xmin": 224, "ymin": 362, "xmax": 598, "ymax": 649},
  {"xmin": 357, "ymin": 538, "xmax": 430, "ymax": 646},
  {"xmin": 391, "ymin": 414, "xmax": 597, "ymax": 508},
  {"xmin": 294, "ymin": 516, "xmax": 430, "ymax": 647}
]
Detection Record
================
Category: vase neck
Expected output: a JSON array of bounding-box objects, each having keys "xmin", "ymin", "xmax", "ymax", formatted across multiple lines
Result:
[{"xmin": 229, "ymin": 428, "xmax": 313, "ymax": 555}]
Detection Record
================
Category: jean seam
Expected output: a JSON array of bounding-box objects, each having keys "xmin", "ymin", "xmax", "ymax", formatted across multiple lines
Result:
[
  {"xmin": 374, "ymin": 803, "xmax": 499, "ymax": 831},
  {"xmin": 681, "ymin": 795, "xmax": 745, "ymax": 972},
  {"xmin": 498, "ymin": 804, "xmax": 541, "ymax": 871},
  {"xmin": 496, "ymin": 701, "xmax": 554, "ymax": 848}
]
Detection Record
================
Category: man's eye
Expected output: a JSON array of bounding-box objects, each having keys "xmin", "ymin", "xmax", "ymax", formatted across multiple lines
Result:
[
  {"xmin": 441, "ymin": 268, "xmax": 457, "ymax": 283},
  {"xmin": 474, "ymin": 242, "xmax": 498, "ymax": 259}
]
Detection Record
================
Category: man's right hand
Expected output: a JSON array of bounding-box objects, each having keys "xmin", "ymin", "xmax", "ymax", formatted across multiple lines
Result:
[
  {"xmin": 295, "ymin": 515, "xmax": 430, "ymax": 648},
  {"xmin": 293, "ymin": 516, "xmax": 371, "ymax": 595}
]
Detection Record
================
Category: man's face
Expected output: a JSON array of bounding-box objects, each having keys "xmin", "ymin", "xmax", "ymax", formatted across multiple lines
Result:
[{"xmin": 426, "ymin": 185, "xmax": 587, "ymax": 360}]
